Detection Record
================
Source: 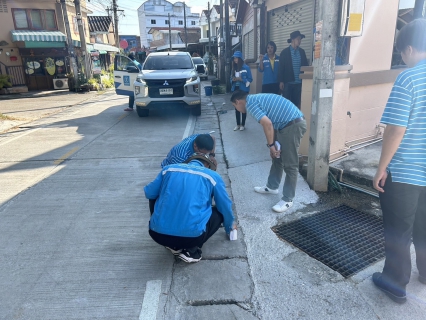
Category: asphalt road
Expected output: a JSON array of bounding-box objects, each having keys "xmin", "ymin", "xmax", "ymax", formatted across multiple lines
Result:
[{"xmin": 0, "ymin": 93, "xmax": 196, "ymax": 319}]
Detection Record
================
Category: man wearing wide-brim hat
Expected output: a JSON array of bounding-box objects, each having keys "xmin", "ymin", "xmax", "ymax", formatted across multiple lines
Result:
[{"xmin": 278, "ymin": 30, "xmax": 308, "ymax": 109}]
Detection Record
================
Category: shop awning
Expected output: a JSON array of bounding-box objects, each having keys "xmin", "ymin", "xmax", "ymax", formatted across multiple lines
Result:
[
  {"xmin": 72, "ymin": 40, "xmax": 81, "ymax": 47},
  {"xmin": 11, "ymin": 30, "xmax": 67, "ymax": 42},
  {"xmin": 99, "ymin": 50, "xmax": 107, "ymax": 54},
  {"xmin": 92, "ymin": 43, "xmax": 119, "ymax": 52}
]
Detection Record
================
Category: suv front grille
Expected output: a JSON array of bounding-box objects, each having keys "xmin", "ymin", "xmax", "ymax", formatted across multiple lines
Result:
[{"xmin": 146, "ymin": 79, "xmax": 186, "ymax": 98}]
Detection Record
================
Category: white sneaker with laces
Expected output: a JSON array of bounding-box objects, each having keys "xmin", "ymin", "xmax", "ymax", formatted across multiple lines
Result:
[
  {"xmin": 254, "ymin": 186, "xmax": 279, "ymax": 194},
  {"xmin": 233, "ymin": 125, "xmax": 240, "ymax": 131},
  {"xmin": 239, "ymin": 126, "xmax": 245, "ymax": 131},
  {"xmin": 272, "ymin": 200, "xmax": 293, "ymax": 213}
]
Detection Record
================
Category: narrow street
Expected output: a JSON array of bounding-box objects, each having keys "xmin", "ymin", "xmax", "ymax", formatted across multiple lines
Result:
[{"xmin": 1, "ymin": 87, "xmax": 426, "ymax": 319}]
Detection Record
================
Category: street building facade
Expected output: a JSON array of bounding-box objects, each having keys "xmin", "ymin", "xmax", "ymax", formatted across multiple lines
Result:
[
  {"xmin": 137, "ymin": 0, "xmax": 200, "ymax": 48},
  {"xmin": 236, "ymin": 0, "xmax": 415, "ymax": 162},
  {"xmin": 0, "ymin": 0, "xmax": 118, "ymax": 92}
]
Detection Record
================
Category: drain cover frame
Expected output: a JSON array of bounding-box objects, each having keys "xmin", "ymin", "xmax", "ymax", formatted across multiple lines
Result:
[{"xmin": 273, "ymin": 205, "xmax": 385, "ymax": 278}]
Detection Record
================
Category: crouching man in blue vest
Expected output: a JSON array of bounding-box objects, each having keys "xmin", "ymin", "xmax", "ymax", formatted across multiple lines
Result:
[{"xmin": 144, "ymin": 153, "xmax": 236, "ymax": 263}]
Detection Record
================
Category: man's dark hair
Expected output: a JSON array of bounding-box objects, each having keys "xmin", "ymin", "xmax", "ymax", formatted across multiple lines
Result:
[
  {"xmin": 266, "ymin": 41, "xmax": 277, "ymax": 53},
  {"xmin": 128, "ymin": 53, "xmax": 135, "ymax": 60},
  {"xmin": 194, "ymin": 134, "xmax": 214, "ymax": 151},
  {"xmin": 396, "ymin": 19, "xmax": 426, "ymax": 53},
  {"xmin": 230, "ymin": 90, "xmax": 249, "ymax": 103}
]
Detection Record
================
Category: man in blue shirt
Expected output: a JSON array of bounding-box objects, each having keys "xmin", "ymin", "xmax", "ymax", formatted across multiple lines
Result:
[
  {"xmin": 161, "ymin": 133, "xmax": 216, "ymax": 168},
  {"xmin": 145, "ymin": 153, "xmax": 235, "ymax": 263},
  {"xmin": 231, "ymin": 90, "xmax": 306, "ymax": 213},
  {"xmin": 278, "ymin": 31, "xmax": 308, "ymax": 109},
  {"xmin": 372, "ymin": 19, "xmax": 426, "ymax": 304}
]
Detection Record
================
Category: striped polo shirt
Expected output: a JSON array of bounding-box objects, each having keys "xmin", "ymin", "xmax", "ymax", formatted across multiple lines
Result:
[
  {"xmin": 161, "ymin": 134, "xmax": 199, "ymax": 168},
  {"xmin": 290, "ymin": 45, "xmax": 302, "ymax": 84},
  {"xmin": 246, "ymin": 94, "xmax": 303, "ymax": 130},
  {"xmin": 381, "ymin": 59, "xmax": 426, "ymax": 186}
]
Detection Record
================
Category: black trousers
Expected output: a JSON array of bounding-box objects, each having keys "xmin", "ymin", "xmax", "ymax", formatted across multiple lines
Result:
[
  {"xmin": 235, "ymin": 109, "xmax": 246, "ymax": 126},
  {"xmin": 149, "ymin": 206, "xmax": 224, "ymax": 250},
  {"xmin": 379, "ymin": 173, "xmax": 426, "ymax": 289},
  {"xmin": 283, "ymin": 83, "xmax": 302, "ymax": 109},
  {"xmin": 262, "ymin": 83, "xmax": 280, "ymax": 94}
]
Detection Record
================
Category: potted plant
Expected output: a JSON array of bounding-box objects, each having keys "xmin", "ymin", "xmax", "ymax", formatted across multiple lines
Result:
[
  {"xmin": 88, "ymin": 78, "xmax": 100, "ymax": 91},
  {"xmin": 0, "ymin": 74, "xmax": 12, "ymax": 90}
]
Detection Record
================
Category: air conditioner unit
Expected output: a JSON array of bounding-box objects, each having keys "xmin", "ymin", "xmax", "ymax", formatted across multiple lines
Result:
[{"xmin": 53, "ymin": 78, "xmax": 69, "ymax": 90}]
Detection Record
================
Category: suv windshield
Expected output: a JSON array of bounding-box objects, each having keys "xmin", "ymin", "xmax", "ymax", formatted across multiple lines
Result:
[
  {"xmin": 143, "ymin": 55, "xmax": 193, "ymax": 70},
  {"xmin": 192, "ymin": 57, "xmax": 204, "ymax": 64}
]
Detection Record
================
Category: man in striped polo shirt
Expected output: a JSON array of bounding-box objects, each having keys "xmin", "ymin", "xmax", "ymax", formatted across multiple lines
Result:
[
  {"xmin": 231, "ymin": 90, "xmax": 306, "ymax": 213},
  {"xmin": 161, "ymin": 133, "xmax": 216, "ymax": 168},
  {"xmin": 372, "ymin": 19, "xmax": 426, "ymax": 304}
]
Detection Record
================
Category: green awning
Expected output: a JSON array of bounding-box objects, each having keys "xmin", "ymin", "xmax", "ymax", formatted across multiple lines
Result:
[
  {"xmin": 11, "ymin": 30, "xmax": 66, "ymax": 42},
  {"xmin": 99, "ymin": 50, "xmax": 107, "ymax": 54},
  {"xmin": 92, "ymin": 43, "xmax": 119, "ymax": 52},
  {"xmin": 23, "ymin": 41, "xmax": 66, "ymax": 48},
  {"xmin": 72, "ymin": 40, "xmax": 81, "ymax": 47}
]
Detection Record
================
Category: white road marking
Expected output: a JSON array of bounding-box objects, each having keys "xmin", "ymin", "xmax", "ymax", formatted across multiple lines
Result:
[
  {"xmin": 139, "ymin": 280, "xmax": 162, "ymax": 320},
  {"xmin": 0, "ymin": 128, "xmax": 41, "ymax": 147},
  {"xmin": 182, "ymin": 114, "xmax": 195, "ymax": 140}
]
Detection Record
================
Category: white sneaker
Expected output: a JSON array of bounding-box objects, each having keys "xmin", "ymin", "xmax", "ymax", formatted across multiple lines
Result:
[
  {"xmin": 272, "ymin": 200, "xmax": 293, "ymax": 213},
  {"xmin": 239, "ymin": 126, "xmax": 245, "ymax": 131},
  {"xmin": 233, "ymin": 125, "xmax": 240, "ymax": 131},
  {"xmin": 254, "ymin": 186, "xmax": 279, "ymax": 194}
]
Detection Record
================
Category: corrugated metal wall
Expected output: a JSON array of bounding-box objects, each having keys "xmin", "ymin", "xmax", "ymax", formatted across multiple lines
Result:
[{"xmin": 268, "ymin": 0, "xmax": 315, "ymax": 62}]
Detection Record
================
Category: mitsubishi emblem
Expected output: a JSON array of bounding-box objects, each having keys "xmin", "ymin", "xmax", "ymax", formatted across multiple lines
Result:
[{"xmin": 163, "ymin": 81, "xmax": 169, "ymax": 86}]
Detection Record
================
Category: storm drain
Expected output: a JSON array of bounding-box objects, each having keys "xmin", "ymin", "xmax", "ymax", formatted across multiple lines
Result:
[{"xmin": 273, "ymin": 205, "xmax": 385, "ymax": 278}]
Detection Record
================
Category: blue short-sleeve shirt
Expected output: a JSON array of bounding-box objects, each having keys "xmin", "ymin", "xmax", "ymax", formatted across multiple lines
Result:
[{"xmin": 380, "ymin": 59, "xmax": 426, "ymax": 186}]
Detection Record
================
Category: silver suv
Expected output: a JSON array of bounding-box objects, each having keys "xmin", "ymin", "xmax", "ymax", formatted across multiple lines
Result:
[{"xmin": 134, "ymin": 51, "xmax": 201, "ymax": 117}]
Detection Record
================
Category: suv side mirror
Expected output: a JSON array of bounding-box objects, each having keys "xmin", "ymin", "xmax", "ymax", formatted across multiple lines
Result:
[{"xmin": 127, "ymin": 66, "xmax": 139, "ymax": 73}]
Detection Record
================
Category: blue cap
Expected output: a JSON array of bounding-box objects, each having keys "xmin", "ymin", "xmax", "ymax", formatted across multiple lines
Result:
[{"xmin": 232, "ymin": 51, "xmax": 243, "ymax": 59}]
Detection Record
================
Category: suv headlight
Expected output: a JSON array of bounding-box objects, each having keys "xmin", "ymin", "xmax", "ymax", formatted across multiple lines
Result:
[
  {"xmin": 186, "ymin": 76, "xmax": 198, "ymax": 83},
  {"xmin": 136, "ymin": 75, "xmax": 146, "ymax": 85},
  {"xmin": 135, "ymin": 86, "xmax": 140, "ymax": 95}
]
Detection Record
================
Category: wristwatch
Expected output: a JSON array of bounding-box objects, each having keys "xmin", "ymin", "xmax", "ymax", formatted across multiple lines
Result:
[{"xmin": 266, "ymin": 143, "xmax": 274, "ymax": 148}]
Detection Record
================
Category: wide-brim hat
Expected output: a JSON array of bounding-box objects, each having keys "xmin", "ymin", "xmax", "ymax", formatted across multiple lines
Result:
[
  {"xmin": 185, "ymin": 152, "xmax": 217, "ymax": 171},
  {"xmin": 287, "ymin": 30, "xmax": 305, "ymax": 43},
  {"xmin": 232, "ymin": 51, "xmax": 243, "ymax": 59}
]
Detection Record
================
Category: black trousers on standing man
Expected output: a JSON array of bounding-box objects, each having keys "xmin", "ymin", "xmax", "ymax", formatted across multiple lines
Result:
[{"xmin": 379, "ymin": 173, "xmax": 426, "ymax": 291}]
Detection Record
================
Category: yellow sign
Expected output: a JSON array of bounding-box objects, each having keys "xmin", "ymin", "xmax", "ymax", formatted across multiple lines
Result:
[{"xmin": 348, "ymin": 13, "xmax": 363, "ymax": 32}]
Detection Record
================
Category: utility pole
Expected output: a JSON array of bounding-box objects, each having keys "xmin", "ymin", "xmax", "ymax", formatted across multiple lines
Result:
[
  {"xmin": 219, "ymin": 0, "xmax": 225, "ymax": 83},
  {"xmin": 306, "ymin": 0, "xmax": 340, "ymax": 191},
  {"xmin": 113, "ymin": 0, "xmax": 120, "ymax": 48},
  {"xmin": 60, "ymin": 0, "xmax": 78, "ymax": 89},
  {"xmin": 168, "ymin": 13, "xmax": 172, "ymax": 51},
  {"xmin": 183, "ymin": 2, "xmax": 188, "ymax": 52},
  {"xmin": 224, "ymin": 0, "xmax": 230, "ymax": 91},
  {"xmin": 207, "ymin": 2, "xmax": 212, "ymax": 74},
  {"xmin": 414, "ymin": 0, "xmax": 425, "ymax": 18},
  {"xmin": 74, "ymin": 0, "xmax": 90, "ymax": 81}
]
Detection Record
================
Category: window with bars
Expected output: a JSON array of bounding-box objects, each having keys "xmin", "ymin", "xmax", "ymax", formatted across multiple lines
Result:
[
  {"xmin": 151, "ymin": 19, "xmax": 156, "ymax": 24},
  {"xmin": 12, "ymin": 9, "xmax": 57, "ymax": 30},
  {"xmin": 178, "ymin": 20, "xmax": 183, "ymax": 25},
  {"xmin": 165, "ymin": 20, "xmax": 169, "ymax": 24},
  {"xmin": 191, "ymin": 21, "xmax": 195, "ymax": 25}
]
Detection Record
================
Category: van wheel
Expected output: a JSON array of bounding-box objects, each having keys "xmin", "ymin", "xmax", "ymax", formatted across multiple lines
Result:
[
  {"xmin": 191, "ymin": 104, "xmax": 201, "ymax": 116},
  {"xmin": 137, "ymin": 106, "xmax": 149, "ymax": 117},
  {"xmin": 129, "ymin": 95, "xmax": 135, "ymax": 108}
]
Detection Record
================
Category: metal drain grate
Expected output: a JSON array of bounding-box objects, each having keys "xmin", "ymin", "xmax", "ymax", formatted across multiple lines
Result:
[{"xmin": 273, "ymin": 205, "xmax": 385, "ymax": 278}]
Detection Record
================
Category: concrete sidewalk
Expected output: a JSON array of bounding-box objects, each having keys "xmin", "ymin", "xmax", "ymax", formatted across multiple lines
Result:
[
  {"xmin": 217, "ymin": 95, "xmax": 426, "ymax": 319},
  {"xmin": 0, "ymin": 90, "xmax": 113, "ymax": 133}
]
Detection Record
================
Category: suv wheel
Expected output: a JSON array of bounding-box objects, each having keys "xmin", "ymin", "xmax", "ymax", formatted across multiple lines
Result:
[
  {"xmin": 137, "ymin": 106, "xmax": 149, "ymax": 117},
  {"xmin": 191, "ymin": 104, "xmax": 201, "ymax": 116}
]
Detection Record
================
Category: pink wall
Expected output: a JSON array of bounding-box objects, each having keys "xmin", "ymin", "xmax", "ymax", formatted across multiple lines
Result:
[{"xmin": 349, "ymin": 0, "xmax": 399, "ymax": 73}]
